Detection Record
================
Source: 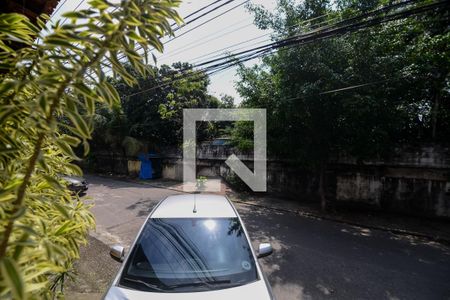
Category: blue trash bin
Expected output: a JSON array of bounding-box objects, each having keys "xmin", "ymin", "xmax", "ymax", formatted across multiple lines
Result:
[{"xmin": 138, "ymin": 153, "xmax": 153, "ymax": 179}]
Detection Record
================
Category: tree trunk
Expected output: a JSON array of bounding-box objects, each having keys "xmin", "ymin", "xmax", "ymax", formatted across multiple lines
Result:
[
  {"xmin": 318, "ymin": 164, "xmax": 327, "ymax": 211},
  {"xmin": 431, "ymin": 89, "xmax": 441, "ymax": 141}
]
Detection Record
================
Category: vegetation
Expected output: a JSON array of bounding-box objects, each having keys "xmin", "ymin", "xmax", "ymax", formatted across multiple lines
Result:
[
  {"xmin": 234, "ymin": 0, "xmax": 449, "ymax": 209},
  {"xmin": 0, "ymin": 0, "xmax": 181, "ymax": 298},
  {"xmin": 91, "ymin": 63, "xmax": 234, "ymax": 155}
]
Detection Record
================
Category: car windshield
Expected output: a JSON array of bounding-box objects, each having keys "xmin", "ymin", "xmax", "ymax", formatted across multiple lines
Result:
[{"xmin": 119, "ymin": 217, "xmax": 258, "ymax": 292}]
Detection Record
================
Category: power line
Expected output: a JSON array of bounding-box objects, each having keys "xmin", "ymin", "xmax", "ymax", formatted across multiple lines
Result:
[
  {"xmin": 189, "ymin": 10, "xmax": 343, "ymax": 65},
  {"xmin": 165, "ymin": 11, "xmax": 341, "ymax": 64},
  {"xmin": 163, "ymin": 0, "xmax": 250, "ymax": 47},
  {"xmin": 159, "ymin": 22, "xmax": 253, "ymax": 62},
  {"xmin": 191, "ymin": 0, "xmax": 433, "ymax": 70},
  {"xmin": 116, "ymin": 3, "xmax": 337, "ymax": 73},
  {"xmin": 204, "ymin": 12, "xmax": 449, "ymax": 74},
  {"xmin": 156, "ymin": 17, "xmax": 250, "ymax": 60},
  {"xmin": 37, "ymin": 0, "xmax": 84, "ymax": 44},
  {"xmin": 60, "ymin": 0, "xmax": 86, "ymax": 25},
  {"xmin": 267, "ymin": 77, "xmax": 404, "ymax": 104},
  {"xmin": 106, "ymin": 0, "xmax": 248, "ymax": 69},
  {"xmin": 177, "ymin": 0, "xmax": 237, "ymax": 30},
  {"xmin": 319, "ymin": 79, "xmax": 391, "ymax": 95},
  {"xmin": 122, "ymin": 0, "xmax": 447, "ymax": 98},
  {"xmin": 110, "ymin": 2, "xmax": 336, "ymax": 68},
  {"xmin": 120, "ymin": 0, "xmax": 240, "ymax": 60},
  {"xmin": 50, "ymin": 0, "xmax": 69, "ymax": 18},
  {"xmin": 190, "ymin": 34, "xmax": 269, "ymax": 64},
  {"xmin": 216, "ymin": 0, "xmax": 449, "ymax": 73},
  {"xmin": 99, "ymin": 0, "xmax": 242, "ymax": 75},
  {"xmin": 182, "ymin": 0, "xmax": 224, "ymax": 20}
]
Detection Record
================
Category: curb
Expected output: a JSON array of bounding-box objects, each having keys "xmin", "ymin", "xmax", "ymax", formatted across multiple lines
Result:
[{"xmin": 231, "ymin": 199, "xmax": 450, "ymax": 246}]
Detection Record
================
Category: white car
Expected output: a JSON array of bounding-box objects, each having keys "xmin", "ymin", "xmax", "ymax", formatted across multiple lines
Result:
[{"xmin": 104, "ymin": 194, "xmax": 274, "ymax": 299}]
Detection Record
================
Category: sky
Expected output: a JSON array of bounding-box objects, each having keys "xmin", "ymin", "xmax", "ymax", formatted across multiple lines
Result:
[{"xmin": 49, "ymin": 0, "xmax": 278, "ymax": 104}]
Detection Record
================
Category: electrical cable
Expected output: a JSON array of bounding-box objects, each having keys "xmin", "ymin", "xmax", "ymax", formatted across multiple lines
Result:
[
  {"xmin": 122, "ymin": 0, "xmax": 447, "ymax": 98},
  {"xmin": 107, "ymin": 0, "xmax": 249, "ymax": 68}
]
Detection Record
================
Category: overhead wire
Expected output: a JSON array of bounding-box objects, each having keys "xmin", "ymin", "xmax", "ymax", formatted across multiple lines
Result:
[
  {"xmin": 157, "ymin": 19, "xmax": 252, "ymax": 62},
  {"xmin": 99, "ymin": 0, "xmax": 243, "ymax": 76},
  {"xmin": 162, "ymin": 0, "xmax": 250, "ymax": 47},
  {"xmin": 60, "ymin": 0, "xmax": 86, "ymax": 25},
  {"xmin": 189, "ymin": 10, "xmax": 343, "ymax": 64},
  {"xmin": 104, "ymin": 0, "xmax": 248, "ymax": 71},
  {"xmin": 114, "ymin": 4, "xmax": 338, "ymax": 73},
  {"xmin": 122, "ymin": 0, "xmax": 448, "ymax": 98},
  {"xmin": 50, "ymin": 0, "xmax": 70, "ymax": 18},
  {"xmin": 190, "ymin": 0, "xmax": 438, "ymax": 71}
]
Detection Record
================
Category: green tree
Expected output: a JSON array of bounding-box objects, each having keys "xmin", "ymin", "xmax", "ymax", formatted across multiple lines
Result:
[
  {"xmin": 0, "ymin": 0, "xmax": 181, "ymax": 297},
  {"xmin": 93, "ymin": 62, "xmax": 223, "ymax": 153},
  {"xmin": 219, "ymin": 94, "xmax": 235, "ymax": 108},
  {"xmin": 236, "ymin": 0, "xmax": 449, "ymax": 209}
]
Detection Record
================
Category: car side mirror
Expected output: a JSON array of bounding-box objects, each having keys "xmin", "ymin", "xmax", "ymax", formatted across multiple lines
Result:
[
  {"xmin": 257, "ymin": 243, "xmax": 273, "ymax": 258},
  {"xmin": 110, "ymin": 245, "xmax": 125, "ymax": 262}
]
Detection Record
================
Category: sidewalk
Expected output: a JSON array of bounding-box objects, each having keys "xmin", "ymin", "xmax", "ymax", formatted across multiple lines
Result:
[
  {"xmin": 65, "ymin": 235, "xmax": 120, "ymax": 300},
  {"xmin": 97, "ymin": 174, "xmax": 450, "ymax": 245}
]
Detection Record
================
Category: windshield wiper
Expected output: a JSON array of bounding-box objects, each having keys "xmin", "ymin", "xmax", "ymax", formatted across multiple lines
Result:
[
  {"xmin": 122, "ymin": 276, "xmax": 165, "ymax": 292},
  {"xmin": 167, "ymin": 279, "xmax": 232, "ymax": 290}
]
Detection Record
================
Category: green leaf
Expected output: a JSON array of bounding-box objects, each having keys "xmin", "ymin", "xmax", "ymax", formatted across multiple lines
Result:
[
  {"xmin": 0, "ymin": 258, "xmax": 24, "ymax": 300},
  {"xmin": 107, "ymin": 52, "xmax": 137, "ymax": 86},
  {"xmin": 42, "ymin": 175, "xmax": 63, "ymax": 190},
  {"xmin": 0, "ymin": 107, "xmax": 18, "ymax": 126},
  {"xmin": 54, "ymin": 221, "xmax": 71, "ymax": 236},
  {"xmin": 0, "ymin": 79, "xmax": 17, "ymax": 96},
  {"xmin": 62, "ymin": 11, "xmax": 89, "ymax": 19},
  {"xmin": 73, "ymin": 82, "xmax": 95, "ymax": 100},
  {"xmin": 83, "ymin": 139, "xmax": 90, "ymax": 157},
  {"xmin": 56, "ymin": 139, "xmax": 80, "ymax": 160},
  {"xmin": 12, "ymin": 233, "xmax": 30, "ymax": 260},
  {"xmin": 104, "ymin": 82, "xmax": 121, "ymax": 104},
  {"xmin": 96, "ymin": 84, "xmax": 110, "ymax": 105},
  {"xmin": 53, "ymin": 202, "xmax": 70, "ymax": 219},
  {"xmin": 11, "ymin": 207, "xmax": 26, "ymax": 220},
  {"xmin": 65, "ymin": 163, "xmax": 83, "ymax": 176},
  {"xmin": 67, "ymin": 111, "xmax": 91, "ymax": 139},
  {"xmin": 127, "ymin": 31, "xmax": 147, "ymax": 44},
  {"xmin": 84, "ymin": 95, "xmax": 95, "ymax": 115},
  {"xmin": 89, "ymin": 0, "xmax": 110, "ymax": 10},
  {"xmin": 125, "ymin": 16, "xmax": 142, "ymax": 26},
  {"xmin": 44, "ymin": 37, "xmax": 77, "ymax": 49},
  {"xmin": 60, "ymin": 135, "xmax": 81, "ymax": 147}
]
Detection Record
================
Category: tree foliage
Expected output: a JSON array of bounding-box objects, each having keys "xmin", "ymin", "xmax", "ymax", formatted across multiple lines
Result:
[
  {"xmin": 235, "ymin": 0, "xmax": 449, "ymax": 208},
  {"xmin": 0, "ymin": 0, "xmax": 181, "ymax": 298},
  {"xmin": 92, "ymin": 62, "xmax": 234, "ymax": 154}
]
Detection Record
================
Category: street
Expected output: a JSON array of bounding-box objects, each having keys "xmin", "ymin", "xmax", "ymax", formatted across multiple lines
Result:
[{"xmin": 71, "ymin": 175, "xmax": 450, "ymax": 300}]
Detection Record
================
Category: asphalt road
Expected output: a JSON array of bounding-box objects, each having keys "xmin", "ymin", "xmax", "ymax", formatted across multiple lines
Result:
[{"xmin": 78, "ymin": 175, "xmax": 450, "ymax": 300}]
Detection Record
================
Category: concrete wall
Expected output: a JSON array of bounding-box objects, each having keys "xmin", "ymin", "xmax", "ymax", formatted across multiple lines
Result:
[
  {"xmin": 161, "ymin": 158, "xmax": 183, "ymax": 180},
  {"xmin": 87, "ymin": 145, "xmax": 450, "ymax": 218},
  {"xmin": 330, "ymin": 147, "xmax": 450, "ymax": 217},
  {"xmin": 160, "ymin": 145, "xmax": 450, "ymax": 217}
]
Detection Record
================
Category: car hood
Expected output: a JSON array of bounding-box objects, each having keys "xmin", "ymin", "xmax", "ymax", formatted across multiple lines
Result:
[{"xmin": 104, "ymin": 280, "xmax": 271, "ymax": 300}]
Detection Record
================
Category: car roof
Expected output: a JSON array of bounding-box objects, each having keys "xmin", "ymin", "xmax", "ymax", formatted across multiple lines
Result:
[{"xmin": 150, "ymin": 194, "xmax": 237, "ymax": 218}]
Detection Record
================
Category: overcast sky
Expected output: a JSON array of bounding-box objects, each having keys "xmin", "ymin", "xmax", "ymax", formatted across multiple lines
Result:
[{"xmin": 50, "ymin": 0, "xmax": 277, "ymax": 104}]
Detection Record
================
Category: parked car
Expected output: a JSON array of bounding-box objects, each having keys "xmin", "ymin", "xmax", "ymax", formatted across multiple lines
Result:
[
  {"xmin": 61, "ymin": 175, "xmax": 88, "ymax": 194},
  {"xmin": 104, "ymin": 194, "xmax": 274, "ymax": 299}
]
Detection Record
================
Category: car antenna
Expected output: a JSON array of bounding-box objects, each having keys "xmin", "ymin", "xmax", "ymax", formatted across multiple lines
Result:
[{"xmin": 193, "ymin": 193, "xmax": 197, "ymax": 213}]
